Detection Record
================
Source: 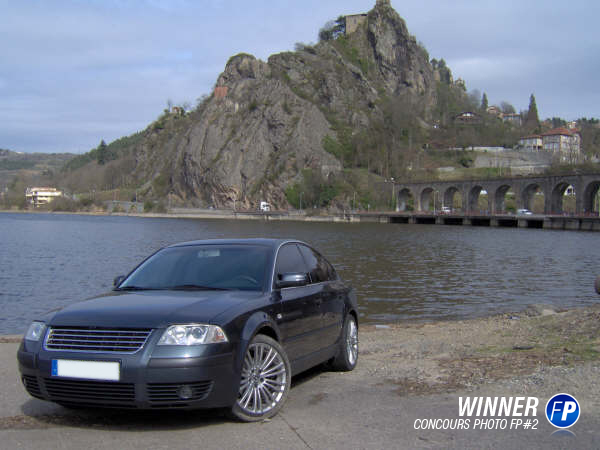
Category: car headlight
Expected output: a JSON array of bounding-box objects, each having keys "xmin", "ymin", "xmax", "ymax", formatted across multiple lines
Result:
[
  {"xmin": 25, "ymin": 321, "xmax": 46, "ymax": 341},
  {"xmin": 158, "ymin": 324, "xmax": 228, "ymax": 345}
]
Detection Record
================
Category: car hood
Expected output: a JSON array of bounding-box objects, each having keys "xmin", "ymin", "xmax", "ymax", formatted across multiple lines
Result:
[{"xmin": 46, "ymin": 290, "xmax": 264, "ymax": 329}]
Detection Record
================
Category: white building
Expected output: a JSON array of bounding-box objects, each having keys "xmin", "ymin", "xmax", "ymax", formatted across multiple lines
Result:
[
  {"xmin": 25, "ymin": 187, "xmax": 62, "ymax": 208},
  {"xmin": 541, "ymin": 127, "xmax": 581, "ymax": 162},
  {"xmin": 518, "ymin": 135, "xmax": 543, "ymax": 151},
  {"xmin": 518, "ymin": 127, "xmax": 581, "ymax": 162}
]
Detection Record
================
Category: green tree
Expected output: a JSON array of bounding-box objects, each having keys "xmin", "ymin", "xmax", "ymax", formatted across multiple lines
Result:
[
  {"xmin": 318, "ymin": 16, "xmax": 345, "ymax": 42},
  {"xmin": 96, "ymin": 140, "xmax": 108, "ymax": 165},
  {"xmin": 525, "ymin": 93, "xmax": 540, "ymax": 131},
  {"xmin": 481, "ymin": 92, "xmax": 488, "ymax": 111},
  {"xmin": 284, "ymin": 169, "xmax": 338, "ymax": 209},
  {"xmin": 500, "ymin": 101, "xmax": 516, "ymax": 114},
  {"xmin": 550, "ymin": 117, "xmax": 567, "ymax": 129},
  {"xmin": 436, "ymin": 59, "xmax": 452, "ymax": 84}
]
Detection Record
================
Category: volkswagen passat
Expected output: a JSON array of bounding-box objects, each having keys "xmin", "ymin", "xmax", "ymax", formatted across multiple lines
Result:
[{"xmin": 17, "ymin": 239, "xmax": 358, "ymax": 421}]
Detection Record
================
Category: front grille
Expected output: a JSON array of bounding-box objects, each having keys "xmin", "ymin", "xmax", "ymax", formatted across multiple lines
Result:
[
  {"xmin": 22, "ymin": 375, "xmax": 43, "ymax": 398},
  {"xmin": 147, "ymin": 381, "xmax": 213, "ymax": 407},
  {"xmin": 44, "ymin": 378, "xmax": 136, "ymax": 407},
  {"xmin": 45, "ymin": 327, "xmax": 152, "ymax": 353}
]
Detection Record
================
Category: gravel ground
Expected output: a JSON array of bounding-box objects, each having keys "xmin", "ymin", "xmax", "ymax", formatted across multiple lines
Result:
[
  {"xmin": 2, "ymin": 304, "xmax": 599, "ymax": 449},
  {"xmin": 356, "ymin": 303, "xmax": 600, "ymax": 397}
]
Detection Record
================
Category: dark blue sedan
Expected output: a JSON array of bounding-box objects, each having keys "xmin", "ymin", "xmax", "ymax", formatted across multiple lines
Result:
[{"xmin": 17, "ymin": 239, "xmax": 358, "ymax": 422}]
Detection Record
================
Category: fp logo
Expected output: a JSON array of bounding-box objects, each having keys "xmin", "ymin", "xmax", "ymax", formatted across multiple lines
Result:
[{"xmin": 545, "ymin": 393, "xmax": 580, "ymax": 428}]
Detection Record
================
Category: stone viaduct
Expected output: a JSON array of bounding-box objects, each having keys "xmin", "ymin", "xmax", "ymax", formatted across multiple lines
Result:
[{"xmin": 394, "ymin": 173, "xmax": 600, "ymax": 215}]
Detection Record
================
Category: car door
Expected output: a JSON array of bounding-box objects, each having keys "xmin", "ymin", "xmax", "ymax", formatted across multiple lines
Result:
[
  {"xmin": 274, "ymin": 243, "xmax": 323, "ymax": 363},
  {"xmin": 297, "ymin": 244, "xmax": 345, "ymax": 349}
]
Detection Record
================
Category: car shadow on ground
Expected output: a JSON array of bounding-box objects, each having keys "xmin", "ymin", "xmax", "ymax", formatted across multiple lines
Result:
[
  {"xmin": 290, "ymin": 362, "xmax": 330, "ymax": 388},
  {"xmin": 14, "ymin": 365, "xmax": 331, "ymax": 431},
  {"xmin": 16, "ymin": 399, "xmax": 230, "ymax": 431}
]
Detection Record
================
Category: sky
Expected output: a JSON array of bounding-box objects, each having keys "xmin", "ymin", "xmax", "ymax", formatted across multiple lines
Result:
[{"xmin": 2, "ymin": 0, "xmax": 599, "ymax": 154}]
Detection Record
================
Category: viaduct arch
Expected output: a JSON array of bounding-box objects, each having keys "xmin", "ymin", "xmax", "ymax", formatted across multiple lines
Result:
[{"xmin": 394, "ymin": 173, "xmax": 600, "ymax": 215}]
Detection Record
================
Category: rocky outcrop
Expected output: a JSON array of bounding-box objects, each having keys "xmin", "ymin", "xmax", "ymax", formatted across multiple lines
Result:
[
  {"xmin": 366, "ymin": 3, "xmax": 436, "ymax": 110},
  {"xmin": 125, "ymin": 1, "xmax": 447, "ymax": 208}
]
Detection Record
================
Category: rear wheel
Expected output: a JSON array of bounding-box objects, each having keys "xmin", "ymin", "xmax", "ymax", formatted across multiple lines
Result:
[
  {"xmin": 330, "ymin": 314, "xmax": 358, "ymax": 371},
  {"xmin": 230, "ymin": 334, "xmax": 291, "ymax": 422}
]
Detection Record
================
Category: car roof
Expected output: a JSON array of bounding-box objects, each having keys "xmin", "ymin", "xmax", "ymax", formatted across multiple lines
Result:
[{"xmin": 166, "ymin": 238, "xmax": 307, "ymax": 250}]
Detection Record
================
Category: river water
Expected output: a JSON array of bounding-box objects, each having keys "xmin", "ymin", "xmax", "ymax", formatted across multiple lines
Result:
[{"xmin": 1, "ymin": 212, "xmax": 598, "ymax": 334}]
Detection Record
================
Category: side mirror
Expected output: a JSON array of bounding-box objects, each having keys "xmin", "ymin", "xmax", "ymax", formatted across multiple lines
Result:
[
  {"xmin": 276, "ymin": 273, "xmax": 309, "ymax": 289},
  {"xmin": 113, "ymin": 275, "xmax": 126, "ymax": 288}
]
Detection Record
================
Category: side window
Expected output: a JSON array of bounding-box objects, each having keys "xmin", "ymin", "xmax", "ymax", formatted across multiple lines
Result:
[
  {"xmin": 274, "ymin": 244, "xmax": 307, "ymax": 282},
  {"xmin": 298, "ymin": 245, "xmax": 334, "ymax": 283}
]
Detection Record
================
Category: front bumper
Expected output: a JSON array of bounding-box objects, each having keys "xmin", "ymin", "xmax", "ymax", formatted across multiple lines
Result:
[{"xmin": 17, "ymin": 334, "xmax": 240, "ymax": 410}]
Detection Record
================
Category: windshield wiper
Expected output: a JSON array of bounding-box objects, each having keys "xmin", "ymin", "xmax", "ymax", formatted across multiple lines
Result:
[
  {"xmin": 115, "ymin": 286, "xmax": 161, "ymax": 291},
  {"xmin": 170, "ymin": 284, "xmax": 231, "ymax": 291}
]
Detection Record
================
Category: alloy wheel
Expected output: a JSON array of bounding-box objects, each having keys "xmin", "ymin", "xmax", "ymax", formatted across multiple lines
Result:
[
  {"xmin": 346, "ymin": 318, "xmax": 358, "ymax": 366},
  {"xmin": 237, "ymin": 341, "xmax": 288, "ymax": 417}
]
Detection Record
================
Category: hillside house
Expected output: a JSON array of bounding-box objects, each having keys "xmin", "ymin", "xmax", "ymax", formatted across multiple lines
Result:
[
  {"xmin": 503, "ymin": 113, "xmax": 522, "ymax": 126},
  {"xmin": 25, "ymin": 187, "xmax": 62, "ymax": 208},
  {"xmin": 486, "ymin": 106, "xmax": 502, "ymax": 117},
  {"xmin": 345, "ymin": 1, "xmax": 391, "ymax": 34},
  {"xmin": 518, "ymin": 135, "xmax": 543, "ymax": 151},
  {"xmin": 214, "ymin": 86, "xmax": 228, "ymax": 100},
  {"xmin": 345, "ymin": 14, "xmax": 367, "ymax": 34},
  {"xmin": 541, "ymin": 127, "xmax": 581, "ymax": 162},
  {"xmin": 453, "ymin": 111, "xmax": 482, "ymax": 125}
]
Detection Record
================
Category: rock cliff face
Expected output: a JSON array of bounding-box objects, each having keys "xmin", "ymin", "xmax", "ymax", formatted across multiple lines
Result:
[
  {"xmin": 127, "ymin": 1, "xmax": 444, "ymax": 208},
  {"xmin": 134, "ymin": 54, "xmax": 340, "ymax": 208}
]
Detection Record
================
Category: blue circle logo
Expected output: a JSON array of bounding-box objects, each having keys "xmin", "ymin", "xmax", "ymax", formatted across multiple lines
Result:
[{"xmin": 545, "ymin": 393, "xmax": 580, "ymax": 428}]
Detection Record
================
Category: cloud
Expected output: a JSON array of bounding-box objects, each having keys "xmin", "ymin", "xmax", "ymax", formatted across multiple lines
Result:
[{"xmin": 1, "ymin": 0, "xmax": 599, "ymax": 152}]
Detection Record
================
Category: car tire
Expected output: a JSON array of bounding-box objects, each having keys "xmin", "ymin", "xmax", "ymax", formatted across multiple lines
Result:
[
  {"xmin": 230, "ymin": 334, "xmax": 291, "ymax": 422},
  {"xmin": 329, "ymin": 314, "xmax": 358, "ymax": 371}
]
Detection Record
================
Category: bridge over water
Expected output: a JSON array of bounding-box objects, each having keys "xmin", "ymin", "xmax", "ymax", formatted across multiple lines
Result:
[{"xmin": 394, "ymin": 173, "xmax": 600, "ymax": 215}]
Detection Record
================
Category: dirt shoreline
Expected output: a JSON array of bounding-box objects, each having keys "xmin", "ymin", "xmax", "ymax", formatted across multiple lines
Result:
[{"xmin": 357, "ymin": 303, "xmax": 600, "ymax": 395}]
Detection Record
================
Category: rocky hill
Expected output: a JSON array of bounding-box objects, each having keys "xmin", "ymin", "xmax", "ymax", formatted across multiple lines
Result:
[{"xmin": 61, "ymin": 0, "xmax": 467, "ymax": 209}]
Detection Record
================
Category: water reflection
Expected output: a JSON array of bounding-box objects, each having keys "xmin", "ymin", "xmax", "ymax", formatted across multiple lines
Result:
[{"xmin": 1, "ymin": 213, "xmax": 598, "ymax": 334}]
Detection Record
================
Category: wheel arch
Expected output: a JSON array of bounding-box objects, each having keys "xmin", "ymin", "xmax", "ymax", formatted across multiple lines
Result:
[
  {"xmin": 347, "ymin": 308, "xmax": 358, "ymax": 329},
  {"xmin": 235, "ymin": 311, "xmax": 282, "ymax": 372},
  {"xmin": 240, "ymin": 311, "xmax": 281, "ymax": 343}
]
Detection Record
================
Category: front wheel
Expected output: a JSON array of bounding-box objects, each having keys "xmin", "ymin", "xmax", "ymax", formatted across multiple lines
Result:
[
  {"xmin": 230, "ymin": 334, "xmax": 291, "ymax": 422},
  {"xmin": 330, "ymin": 314, "xmax": 358, "ymax": 371}
]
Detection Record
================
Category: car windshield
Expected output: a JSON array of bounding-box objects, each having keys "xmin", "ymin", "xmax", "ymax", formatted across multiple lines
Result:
[{"xmin": 118, "ymin": 244, "xmax": 270, "ymax": 291}]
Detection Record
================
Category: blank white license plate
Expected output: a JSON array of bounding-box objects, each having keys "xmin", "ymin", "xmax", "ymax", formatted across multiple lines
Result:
[{"xmin": 51, "ymin": 359, "xmax": 120, "ymax": 381}]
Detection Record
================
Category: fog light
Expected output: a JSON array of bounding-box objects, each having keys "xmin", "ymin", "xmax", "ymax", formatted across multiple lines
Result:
[{"xmin": 177, "ymin": 385, "xmax": 193, "ymax": 400}]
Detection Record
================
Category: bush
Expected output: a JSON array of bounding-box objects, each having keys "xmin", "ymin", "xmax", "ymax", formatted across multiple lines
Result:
[
  {"xmin": 144, "ymin": 200, "xmax": 166, "ymax": 213},
  {"xmin": 47, "ymin": 197, "xmax": 78, "ymax": 212},
  {"xmin": 284, "ymin": 169, "xmax": 339, "ymax": 209},
  {"xmin": 154, "ymin": 201, "xmax": 167, "ymax": 213},
  {"xmin": 144, "ymin": 200, "xmax": 155, "ymax": 212},
  {"xmin": 78, "ymin": 197, "xmax": 94, "ymax": 208},
  {"xmin": 458, "ymin": 156, "xmax": 474, "ymax": 168}
]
